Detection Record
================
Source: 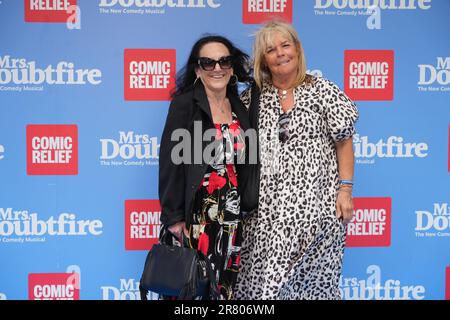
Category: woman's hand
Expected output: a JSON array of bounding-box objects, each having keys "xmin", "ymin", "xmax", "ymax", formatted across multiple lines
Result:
[
  {"xmin": 336, "ymin": 187, "xmax": 354, "ymax": 225},
  {"xmin": 167, "ymin": 221, "xmax": 189, "ymax": 240}
]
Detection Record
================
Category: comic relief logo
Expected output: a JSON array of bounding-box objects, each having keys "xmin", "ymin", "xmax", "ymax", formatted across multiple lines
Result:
[
  {"xmin": 344, "ymin": 50, "xmax": 394, "ymax": 100},
  {"xmin": 25, "ymin": 0, "xmax": 77, "ymax": 23},
  {"xmin": 415, "ymin": 203, "xmax": 450, "ymax": 238},
  {"xmin": 353, "ymin": 134, "xmax": 428, "ymax": 165},
  {"xmin": 125, "ymin": 200, "xmax": 161, "ymax": 250},
  {"xmin": 243, "ymin": 0, "xmax": 293, "ymax": 24},
  {"xmin": 27, "ymin": 125, "xmax": 78, "ymax": 175},
  {"xmin": 29, "ymin": 272, "xmax": 80, "ymax": 300},
  {"xmin": 340, "ymin": 265, "xmax": 426, "ymax": 300},
  {"xmin": 124, "ymin": 49, "xmax": 175, "ymax": 101},
  {"xmin": 99, "ymin": 131, "xmax": 159, "ymax": 167},
  {"xmin": 101, "ymin": 278, "xmax": 158, "ymax": 300},
  {"xmin": 346, "ymin": 197, "xmax": 391, "ymax": 247},
  {"xmin": 0, "ymin": 55, "xmax": 102, "ymax": 92},
  {"xmin": 0, "ymin": 207, "xmax": 103, "ymax": 244},
  {"xmin": 418, "ymin": 57, "xmax": 450, "ymax": 93}
]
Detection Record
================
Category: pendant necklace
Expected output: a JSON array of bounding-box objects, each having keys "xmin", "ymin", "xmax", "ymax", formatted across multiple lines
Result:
[
  {"xmin": 279, "ymin": 89, "xmax": 288, "ymax": 100},
  {"xmin": 278, "ymin": 88, "xmax": 291, "ymax": 100}
]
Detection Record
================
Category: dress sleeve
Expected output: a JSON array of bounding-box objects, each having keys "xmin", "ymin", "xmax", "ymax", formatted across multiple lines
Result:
[{"xmin": 322, "ymin": 79, "xmax": 359, "ymax": 142}]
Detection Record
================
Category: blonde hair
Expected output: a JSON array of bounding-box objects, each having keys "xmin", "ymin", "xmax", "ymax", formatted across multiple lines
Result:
[{"xmin": 253, "ymin": 20, "xmax": 310, "ymax": 89}]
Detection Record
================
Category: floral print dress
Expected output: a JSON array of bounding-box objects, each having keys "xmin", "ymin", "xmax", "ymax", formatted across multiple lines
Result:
[{"xmin": 187, "ymin": 112, "xmax": 245, "ymax": 300}]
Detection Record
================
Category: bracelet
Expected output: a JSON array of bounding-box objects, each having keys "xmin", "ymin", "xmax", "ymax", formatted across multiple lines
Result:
[{"xmin": 339, "ymin": 179, "xmax": 353, "ymax": 186}]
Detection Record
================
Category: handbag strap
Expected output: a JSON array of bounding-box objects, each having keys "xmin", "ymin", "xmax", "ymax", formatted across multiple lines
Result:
[
  {"xmin": 139, "ymin": 225, "xmax": 178, "ymax": 300},
  {"xmin": 197, "ymin": 250, "xmax": 220, "ymax": 300}
]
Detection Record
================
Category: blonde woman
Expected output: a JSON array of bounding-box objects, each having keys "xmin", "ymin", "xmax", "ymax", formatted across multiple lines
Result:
[{"xmin": 235, "ymin": 21, "xmax": 359, "ymax": 300}]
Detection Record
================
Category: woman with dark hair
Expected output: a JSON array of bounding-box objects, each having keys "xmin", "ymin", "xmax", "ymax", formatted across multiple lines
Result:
[{"xmin": 158, "ymin": 35, "xmax": 251, "ymax": 299}]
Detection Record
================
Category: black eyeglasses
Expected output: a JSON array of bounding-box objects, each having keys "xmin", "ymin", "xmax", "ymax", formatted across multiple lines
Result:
[
  {"xmin": 197, "ymin": 56, "xmax": 233, "ymax": 71},
  {"xmin": 278, "ymin": 112, "xmax": 290, "ymax": 143}
]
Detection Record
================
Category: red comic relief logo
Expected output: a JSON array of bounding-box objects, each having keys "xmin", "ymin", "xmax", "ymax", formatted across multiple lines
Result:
[
  {"xmin": 28, "ymin": 273, "xmax": 80, "ymax": 300},
  {"xmin": 27, "ymin": 124, "xmax": 78, "ymax": 175},
  {"xmin": 124, "ymin": 49, "xmax": 176, "ymax": 101},
  {"xmin": 344, "ymin": 50, "xmax": 394, "ymax": 101},
  {"xmin": 24, "ymin": 0, "xmax": 77, "ymax": 23},
  {"xmin": 125, "ymin": 200, "xmax": 161, "ymax": 250},
  {"xmin": 346, "ymin": 197, "xmax": 391, "ymax": 247},
  {"xmin": 242, "ymin": 0, "xmax": 293, "ymax": 24}
]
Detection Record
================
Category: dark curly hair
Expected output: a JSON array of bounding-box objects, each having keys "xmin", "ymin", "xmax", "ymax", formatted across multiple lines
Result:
[{"xmin": 172, "ymin": 35, "xmax": 252, "ymax": 97}]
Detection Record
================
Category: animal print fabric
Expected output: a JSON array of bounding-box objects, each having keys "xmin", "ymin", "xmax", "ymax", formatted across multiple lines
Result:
[{"xmin": 234, "ymin": 77, "xmax": 359, "ymax": 300}]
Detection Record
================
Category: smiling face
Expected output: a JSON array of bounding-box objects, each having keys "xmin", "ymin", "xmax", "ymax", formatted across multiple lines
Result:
[
  {"xmin": 263, "ymin": 32, "xmax": 299, "ymax": 82},
  {"xmin": 195, "ymin": 42, "xmax": 233, "ymax": 94}
]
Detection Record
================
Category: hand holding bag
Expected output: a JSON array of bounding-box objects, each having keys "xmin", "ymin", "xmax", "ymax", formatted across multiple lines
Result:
[{"xmin": 139, "ymin": 226, "xmax": 219, "ymax": 300}]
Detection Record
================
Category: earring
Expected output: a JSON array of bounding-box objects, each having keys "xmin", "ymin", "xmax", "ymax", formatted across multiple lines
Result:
[
  {"xmin": 193, "ymin": 76, "xmax": 200, "ymax": 86},
  {"xmin": 229, "ymin": 74, "xmax": 238, "ymax": 86}
]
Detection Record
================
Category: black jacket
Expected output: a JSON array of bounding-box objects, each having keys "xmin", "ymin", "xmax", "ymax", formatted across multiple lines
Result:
[{"xmin": 158, "ymin": 82, "xmax": 251, "ymax": 227}]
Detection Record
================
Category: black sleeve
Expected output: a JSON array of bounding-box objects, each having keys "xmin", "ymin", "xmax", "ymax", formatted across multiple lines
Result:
[{"xmin": 158, "ymin": 97, "xmax": 189, "ymax": 226}]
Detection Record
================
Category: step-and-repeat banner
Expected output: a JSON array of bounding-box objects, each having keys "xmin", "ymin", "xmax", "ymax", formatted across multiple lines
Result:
[{"xmin": 0, "ymin": 0, "xmax": 449, "ymax": 300}]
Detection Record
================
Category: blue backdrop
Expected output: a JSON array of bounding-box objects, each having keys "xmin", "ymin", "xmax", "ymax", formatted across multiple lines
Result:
[{"xmin": 0, "ymin": 0, "xmax": 449, "ymax": 300}]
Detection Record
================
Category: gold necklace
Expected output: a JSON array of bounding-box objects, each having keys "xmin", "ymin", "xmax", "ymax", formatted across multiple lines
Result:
[
  {"xmin": 277, "ymin": 87, "xmax": 292, "ymax": 100},
  {"xmin": 279, "ymin": 89, "xmax": 288, "ymax": 100},
  {"xmin": 218, "ymin": 99, "xmax": 226, "ymax": 114}
]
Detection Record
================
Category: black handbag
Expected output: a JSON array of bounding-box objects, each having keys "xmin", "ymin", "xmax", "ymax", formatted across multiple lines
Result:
[
  {"xmin": 239, "ymin": 81, "xmax": 261, "ymax": 214},
  {"xmin": 139, "ymin": 226, "xmax": 219, "ymax": 300}
]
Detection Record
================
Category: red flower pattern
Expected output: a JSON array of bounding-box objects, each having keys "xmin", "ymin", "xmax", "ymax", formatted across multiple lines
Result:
[
  {"xmin": 207, "ymin": 171, "xmax": 226, "ymax": 194},
  {"xmin": 198, "ymin": 231, "xmax": 209, "ymax": 256},
  {"xmin": 229, "ymin": 120, "xmax": 241, "ymax": 137},
  {"xmin": 226, "ymin": 164, "xmax": 238, "ymax": 187},
  {"xmin": 214, "ymin": 124, "xmax": 223, "ymax": 140}
]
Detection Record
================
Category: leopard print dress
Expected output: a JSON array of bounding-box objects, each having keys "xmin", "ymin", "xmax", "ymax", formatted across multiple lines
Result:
[{"xmin": 234, "ymin": 77, "xmax": 359, "ymax": 300}]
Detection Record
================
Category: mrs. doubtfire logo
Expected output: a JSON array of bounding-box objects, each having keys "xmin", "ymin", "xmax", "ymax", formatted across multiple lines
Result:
[
  {"xmin": 415, "ymin": 203, "xmax": 450, "ymax": 238},
  {"xmin": 340, "ymin": 265, "xmax": 426, "ymax": 300},
  {"xmin": 0, "ymin": 55, "xmax": 102, "ymax": 92},
  {"xmin": 124, "ymin": 49, "xmax": 176, "ymax": 101},
  {"xmin": 99, "ymin": 131, "xmax": 160, "ymax": 167},
  {"xmin": 313, "ymin": 0, "xmax": 432, "ymax": 16},
  {"xmin": 0, "ymin": 207, "xmax": 103, "ymax": 244},
  {"xmin": 417, "ymin": 57, "xmax": 450, "ymax": 93},
  {"xmin": 99, "ymin": 0, "xmax": 221, "ymax": 15},
  {"xmin": 353, "ymin": 134, "xmax": 428, "ymax": 165},
  {"xmin": 101, "ymin": 278, "xmax": 158, "ymax": 300}
]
